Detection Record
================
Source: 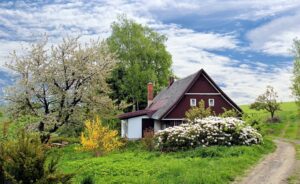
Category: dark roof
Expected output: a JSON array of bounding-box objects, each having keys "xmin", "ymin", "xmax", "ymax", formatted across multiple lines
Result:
[
  {"xmin": 147, "ymin": 72, "xmax": 198, "ymax": 119},
  {"xmin": 118, "ymin": 69, "xmax": 242, "ymax": 120},
  {"xmin": 118, "ymin": 109, "xmax": 157, "ymax": 119}
]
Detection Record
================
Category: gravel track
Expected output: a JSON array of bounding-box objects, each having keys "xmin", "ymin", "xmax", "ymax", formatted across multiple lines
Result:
[{"xmin": 238, "ymin": 140, "xmax": 296, "ymax": 184}]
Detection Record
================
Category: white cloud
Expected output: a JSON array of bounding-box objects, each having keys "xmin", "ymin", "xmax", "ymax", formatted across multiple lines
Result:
[
  {"xmin": 247, "ymin": 13, "xmax": 300, "ymax": 56},
  {"xmin": 162, "ymin": 26, "xmax": 238, "ymax": 50},
  {"xmin": 165, "ymin": 28, "xmax": 293, "ymax": 104},
  {"xmin": 139, "ymin": 0, "xmax": 300, "ymax": 20},
  {"xmin": 0, "ymin": 0, "xmax": 296, "ymax": 104}
]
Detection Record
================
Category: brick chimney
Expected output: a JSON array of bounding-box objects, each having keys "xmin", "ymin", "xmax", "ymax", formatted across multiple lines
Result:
[
  {"xmin": 147, "ymin": 82, "xmax": 153, "ymax": 107},
  {"xmin": 168, "ymin": 76, "xmax": 174, "ymax": 87}
]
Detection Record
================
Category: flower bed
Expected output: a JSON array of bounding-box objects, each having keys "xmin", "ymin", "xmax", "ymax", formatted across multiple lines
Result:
[{"xmin": 155, "ymin": 116, "xmax": 262, "ymax": 151}]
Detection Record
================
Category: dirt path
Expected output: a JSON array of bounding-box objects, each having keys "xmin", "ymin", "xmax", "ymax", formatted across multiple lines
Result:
[{"xmin": 238, "ymin": 140, "xmax": 296, "ymax": 184}]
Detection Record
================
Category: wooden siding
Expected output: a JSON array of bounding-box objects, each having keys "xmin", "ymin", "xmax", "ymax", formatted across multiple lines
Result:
[
  {"xmin": 188, "ymin": 74, "xmax": 218, "ymax": 93},
  {"xmin": 164, "ymin": 73, "xmax": 236, "ymax": 119},
  {"xmin": 165, "ymin": 95, "xmax": 233, "ymax": 118}
]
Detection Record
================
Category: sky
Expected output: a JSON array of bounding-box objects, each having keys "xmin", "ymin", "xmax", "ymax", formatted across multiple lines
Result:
[{"xmin": 0, "ymin": 0, "xmax": 299, "ymax": 105}]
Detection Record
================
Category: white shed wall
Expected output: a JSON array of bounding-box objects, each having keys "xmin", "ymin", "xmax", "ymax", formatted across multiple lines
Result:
[
  {"xmin": 121, "ymin": 119, "xmax": 128, "ymax": 138},
  {"xmin": 126, "ymin": 115, "xmax": 148, "ymax": 139}
]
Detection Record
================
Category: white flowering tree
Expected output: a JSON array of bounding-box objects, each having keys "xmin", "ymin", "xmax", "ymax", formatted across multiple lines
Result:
[
  {"xmin": 250, "ymin": 86, "xmax": 281, "ymax": 121},
  {"xmin": 4, "ymin": 37, "xmax": 118, "ymax": 139}
]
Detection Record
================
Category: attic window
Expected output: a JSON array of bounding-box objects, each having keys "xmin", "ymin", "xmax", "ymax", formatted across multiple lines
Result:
[
  {"xmin": 190, "ymin": 98, "xmax": 197, "ymax": 107},
  {"xmin": 209, "ymin": 99, "xmax": 215, "ymax": 107}
]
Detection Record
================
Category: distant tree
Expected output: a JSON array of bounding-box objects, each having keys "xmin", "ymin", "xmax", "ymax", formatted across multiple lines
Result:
[
  {"xmin": 250, "ymin": 86, "xmax": 281, "ymax": 121},
  {"xmin": 4, "ymin": 37, "xmax": 118, "ymax": 137},
  {"xmin": 107, "ymin": 16, "xmax": 172, "ymax": 111},
  {"xmin": 185, "ymin": 100, "xmax": 212, "ymax": 123},
  {"xmin": 291, "ymin": 39, "xmax": 300, "ymax": 108}
]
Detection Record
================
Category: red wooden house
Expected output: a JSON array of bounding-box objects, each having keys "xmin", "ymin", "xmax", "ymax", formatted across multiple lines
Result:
[{"xmin": 119, "ymin": 69, "xmax": 242, "ymax": 139}]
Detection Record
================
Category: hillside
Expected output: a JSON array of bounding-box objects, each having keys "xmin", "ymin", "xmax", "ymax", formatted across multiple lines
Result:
[
  {"xmin": 241, "ymin": 102, "xmax": 299, "ymax": 140},
  {"xmin": 241, "ymin": 102, "xmax": 298, "ymax": 114}
]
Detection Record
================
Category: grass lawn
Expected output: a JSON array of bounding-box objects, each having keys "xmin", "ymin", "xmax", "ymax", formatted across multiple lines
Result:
[
  {"xmin": 2, "ymin": 102, "xmax": 298, "ymax": 183},
  {"xmin": 288, "ymin": 144, "xmax": 300, "ymax": 184},
  {"xmin": 46, "ymin": 101, "xmax": 295, "ymax": 184},
  {"xmin": 241, "ymin": 102, "xmax": 300, "ymax": 140},
  {"xmin": 49, "ymin": 140, "xmax": 275, "ymax": 184}
]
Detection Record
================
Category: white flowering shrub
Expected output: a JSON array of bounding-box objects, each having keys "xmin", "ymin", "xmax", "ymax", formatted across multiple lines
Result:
[{"xmin": 155, "ymin": 116, "xmax": 262, "ymax": 151}]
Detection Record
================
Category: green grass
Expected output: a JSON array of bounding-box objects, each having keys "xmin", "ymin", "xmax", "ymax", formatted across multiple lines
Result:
[
  {"xmin": 49, "ymin": 140, "xmax": 275, "ymax": 184},
  {"xmin": 2, "ymin": 102, "xmax": 298, "ymax": 183},
  {"xmin": 288, "ymin": 144, "xmax": 300, "ymax": 184},
  {"xmin": 241, "ymin": 102, "xmax": 300, "ymax": 140},
  {"xmin": 0, "ymin": 107, "xmax": 7, "ymax": 123},
  {"xmin": 240, "ymin": 101, "xmax": 298, "ymax": 114},
  {"xmin": 297, "ymin": 145, "xmax": 300, "ymax": 160},
  {"xmin": 0, "ymin": 115, "xmax": 39, "ymax": 139}
]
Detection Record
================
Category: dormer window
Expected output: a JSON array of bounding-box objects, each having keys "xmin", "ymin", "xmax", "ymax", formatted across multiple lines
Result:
[
  {"xmin": 209, "ymin": 99, "xmax": 215, "ymax": 107},
  {"xmin": 190, "ymin": 98, "xmax": 197, "ymax": 107}
]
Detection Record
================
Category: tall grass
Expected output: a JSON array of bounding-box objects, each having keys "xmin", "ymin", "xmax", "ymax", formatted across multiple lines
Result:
[{"xmin": 49, "ymin": 139, "xmax": 275, "ymax": 184}]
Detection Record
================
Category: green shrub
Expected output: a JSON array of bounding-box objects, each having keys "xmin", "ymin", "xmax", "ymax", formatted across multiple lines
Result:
[
  {"xmin": 1, "ymin": 129, "xmax": 73, "ymax": 184},
  {"xmin": 57, "ymin": 122, "xmax": 84, "ymax": 137},
  {"xmin": 220, "ymin": 108, "xmax": 239, "ymax": 117},
  {"xmin": 81, "ymin": 176, "xmax": 94, "ymax": 184},
  {"xmin": 0, "ymin": 138, "xmax": 5, "ymax": 184},
  {"xmin": 2, "ymin": 115, "xmax": 40, "ymax": 140},
  {"xmin": 185, "ymin": 100, "xmax": 212, "ymax": 122},
  {"xmin": 49, "ymin": 136, "xmax": 80, "ymax": 144},
  {"xmin": 141, "ymin": 128, "xmax": 155, "ymax": 151},
  {"xmin": 243, "ymin": 113, "xmax": 263, "ymax": 131}
]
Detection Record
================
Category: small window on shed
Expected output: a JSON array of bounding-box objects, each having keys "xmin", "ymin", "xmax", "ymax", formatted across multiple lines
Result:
[
  {"xmin": 208, "ymin": 99, "xmax": 215, "ymax": 107},
  {"xmin": 190, "ymin": 98, "xmax": 197, "ymax": 107}
]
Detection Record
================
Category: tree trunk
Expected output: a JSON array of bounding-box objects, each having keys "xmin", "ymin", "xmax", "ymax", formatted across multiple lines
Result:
[
  {"xmin": 269, "ymin": 110, "xmax": 278, "ymax": 123},
  {"xmin": 271, "ymin": 111, "xmax": 274, "ymax": 119},
  {"xmin": 136, "ymin": 101, "xmax": 139, "ymax": 111}
]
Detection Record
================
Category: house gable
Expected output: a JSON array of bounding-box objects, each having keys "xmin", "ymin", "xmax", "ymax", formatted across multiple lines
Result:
[
  {"xmin": 162, "ymin": 70, "xmax": 242, "ymax": 120},
  {"xmin": 187, "ymin": 74, "xmax": 219, "ymax": 93}
]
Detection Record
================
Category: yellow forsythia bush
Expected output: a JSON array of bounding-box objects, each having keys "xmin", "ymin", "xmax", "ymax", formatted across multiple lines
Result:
[{"xmin": 80, "ymin": 116, "xmax": 123, "ymax": 156}]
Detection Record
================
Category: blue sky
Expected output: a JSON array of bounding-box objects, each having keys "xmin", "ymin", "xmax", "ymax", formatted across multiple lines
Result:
[{"xmin": 0, "ymin": 0, "xmax": 299, "ymax": 104}]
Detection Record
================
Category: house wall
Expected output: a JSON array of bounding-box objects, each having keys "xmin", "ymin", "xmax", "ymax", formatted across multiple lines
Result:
[
  {"xmin": 164, "ymin": 74, "xmax": 237, "ymax": 119},
  {"xmin": 123, "ymin": 115, "xmax": 148, "ymax": 139},
  {"xmin": 188, "ymin": 74, "xmax": 218, "ymax": 93},
  {"xmin": 154, "ymin": 120, "xmax": 161, "ymax": 132},
  {"xmin": 165, "ymin": 95, "xmax": 233, "ymax": 119}
]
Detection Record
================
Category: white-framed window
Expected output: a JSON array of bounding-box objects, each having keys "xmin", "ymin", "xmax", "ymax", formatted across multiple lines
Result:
[
  {"xmin": 208, "ymin": 98, "xmax": 215, "ymax": 107},
  {"xmin": 190, "ymin": 98, "xmax": 197, "ymax": 107}
]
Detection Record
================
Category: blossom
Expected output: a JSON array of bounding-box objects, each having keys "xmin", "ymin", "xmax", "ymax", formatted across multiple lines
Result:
[{"xmin": 154, "ymin": 116, "xmax": 262, "ymax": 151}]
